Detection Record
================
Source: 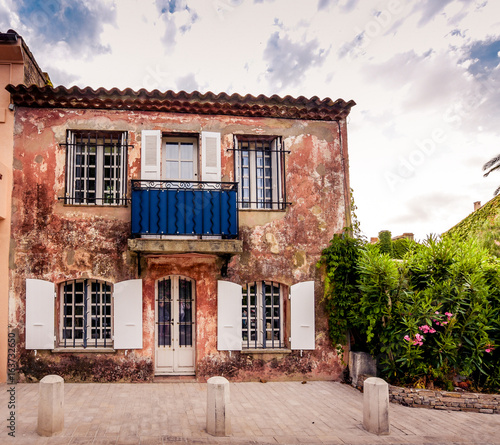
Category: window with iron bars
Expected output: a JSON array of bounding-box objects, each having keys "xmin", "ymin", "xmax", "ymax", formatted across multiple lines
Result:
[
  {"xmin": 60, "ymin": 279, "xmax": 112, "ymax": 348},
  {"xmin": 64, "ymin": 130, "xmax": 128, "ymax": 205},
  {"xmin": 234, "ymin": 136, "xmax": 287, "ymax": 210},
  {"xmin": 242, "ymin": 281, "xmax": 283, "ymax": 349}
]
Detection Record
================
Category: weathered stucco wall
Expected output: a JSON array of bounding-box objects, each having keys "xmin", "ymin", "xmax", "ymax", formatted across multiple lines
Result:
[{"xmin": 10, "ymin": 106, "xmax": 349, "ymax": 382}]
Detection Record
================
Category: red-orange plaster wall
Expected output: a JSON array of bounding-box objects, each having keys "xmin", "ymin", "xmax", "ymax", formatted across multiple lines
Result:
[{"xmin": 10, "ymin": 106, "xmax": 350, "ymax": 382}]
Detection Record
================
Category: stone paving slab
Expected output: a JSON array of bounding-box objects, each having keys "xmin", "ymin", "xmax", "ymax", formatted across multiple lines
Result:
[{"xmin": 1, "ymin": 381, "xmax": 499, "ymax": 445}]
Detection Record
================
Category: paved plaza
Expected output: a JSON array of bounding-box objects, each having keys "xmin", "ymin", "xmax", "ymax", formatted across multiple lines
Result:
[{"xmin": 1, "ymin": 380, "xmax": 499, "ymax": 445}]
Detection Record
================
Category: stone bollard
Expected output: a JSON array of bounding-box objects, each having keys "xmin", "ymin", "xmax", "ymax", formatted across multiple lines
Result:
[
  {"xmin": 206, "ymin": 376, "xmax": 231, "ymax": 436},
  {"xmin": 363, "ymin": 377, "xmax": 390, "ymax": 435},
  {"xmin": 37, "ymin": 375, "xmax": 64, "ymax": 437}
]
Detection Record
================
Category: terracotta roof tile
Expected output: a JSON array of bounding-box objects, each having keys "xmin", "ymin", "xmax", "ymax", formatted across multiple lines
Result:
[{"xmin": 6, "ymin": 84, "xmax": 355, "ymax": 121}]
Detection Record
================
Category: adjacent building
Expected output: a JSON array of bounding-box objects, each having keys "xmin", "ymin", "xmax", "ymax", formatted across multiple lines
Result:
[{"xmin": 0, "ymin": 29, "xmax": 49, "ymax": 383}]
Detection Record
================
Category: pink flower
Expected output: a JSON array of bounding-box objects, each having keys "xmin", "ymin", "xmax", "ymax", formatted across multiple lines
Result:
[
  {"xmin": 404, "ymin": 334, "xmax": 424, "ymax": 346},
  {"xmin": 486, "ymin": 349, "xmax": 492, "ymax": 353},
  {"xmin": 445, "ymin": 312, "xmax": 453, "ymax": 319},
  {"xmin": 435, "ymin": 311, "xmax": 440, "ymax": 314}
]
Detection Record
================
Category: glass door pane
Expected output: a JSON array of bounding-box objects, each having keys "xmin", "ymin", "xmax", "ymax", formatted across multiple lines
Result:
[
  {"xmin": 158, "ymin": 278, "xmax": 172, "ymax": 347},
  {"xmin": 178, "ymin": 278, "xmax": 193, "ymax": 346}
]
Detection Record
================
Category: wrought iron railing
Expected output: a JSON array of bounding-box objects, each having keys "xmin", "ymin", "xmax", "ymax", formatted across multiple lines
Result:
[{"xmin": 131, "ymin": 180, "xmax": 239, "ymax": 238}]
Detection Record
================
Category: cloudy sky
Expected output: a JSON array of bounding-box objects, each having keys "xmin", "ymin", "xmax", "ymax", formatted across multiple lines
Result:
[{"xmin": 2, "ymin": 0, "xmax": 500, "ymax": 241}]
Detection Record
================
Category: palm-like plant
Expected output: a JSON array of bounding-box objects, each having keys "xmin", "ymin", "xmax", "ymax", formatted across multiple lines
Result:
[{"xmin": 483, "ymin": 154, "xmax": 500, "ymax": 196}]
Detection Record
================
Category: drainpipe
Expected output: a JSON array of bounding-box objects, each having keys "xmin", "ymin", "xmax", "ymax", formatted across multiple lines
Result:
[{"xmin": 336, "ymin": 119, "xmax": 352, "ymax": 235}]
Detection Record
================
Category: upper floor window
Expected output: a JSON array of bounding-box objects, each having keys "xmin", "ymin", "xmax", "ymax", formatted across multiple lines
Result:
[
  {"xmin": 64, "ymin": 130, "xmax": 128, "ymax": 205},
  {"xmin": 234, "ymin": 136, "xmax": 287, "ymax": 210},
  {"xmin": 141, "ymin": 130, "xmax": 220, "ymax": 183},
  {"xmin": 163, "ymin": 137, "xmax": 198, "ymax": 180}
]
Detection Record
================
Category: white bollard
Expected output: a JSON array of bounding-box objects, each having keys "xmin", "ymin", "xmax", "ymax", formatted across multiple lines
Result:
[
  {"xmin": 206, "ymin": 376, "xmax": 231, "ymax": 436},
  {"xmin": 363, "ymin": 377, "xmax": 390, "ymax": 435},
  {"xmin": 37, "ymin": 375, "xmax": 64, "ymax": 437}
]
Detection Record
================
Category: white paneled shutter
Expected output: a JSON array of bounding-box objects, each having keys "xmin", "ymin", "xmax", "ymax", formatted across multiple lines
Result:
[
  {"xmin": 114, "ymin": 279, "xmax": 143, "ymax": 349},
  {"xmin": 141, "ymin": 130, "xmax": 161, "ymax": 180},
  {"xmin": 25, "ymin": 279, "xmax": 55, "ymax": 350},
  {"xmin": 201, "ymin": 131, "xmax": 221, "ymax": 182},
  {"xmin": 217, "ymin": 280, "xmax": 242, "ymax": 351},
  {"xmin": 290, "ymin": 281, "xmax": 315, "ymax": 350}
]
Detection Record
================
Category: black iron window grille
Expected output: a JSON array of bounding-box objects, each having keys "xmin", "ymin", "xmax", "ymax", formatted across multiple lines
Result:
[
  {"xmin": 62, "ymin": 130, "xmax": 128, "ymax": 205},
  {"xmin": 242, "ymin": 281, "xmax": 283, "ymax": 349},
  {"xmin": 60, "ymin": 279, "xmax": 112, "ymax": 348},
  {"xmin": 232, "ymin": 136, "xmax": 289, "ymax": 210}
]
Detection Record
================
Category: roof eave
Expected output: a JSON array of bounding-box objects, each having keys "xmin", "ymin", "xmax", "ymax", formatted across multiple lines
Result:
[{"xmin": 6, "ymin": 84, "xmax": 356, "ymax": 121}]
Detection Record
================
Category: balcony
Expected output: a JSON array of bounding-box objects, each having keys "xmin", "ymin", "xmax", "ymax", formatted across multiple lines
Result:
[{"xmin": 129, "ymin": 180, "xmax": 242, "ymax": 255}]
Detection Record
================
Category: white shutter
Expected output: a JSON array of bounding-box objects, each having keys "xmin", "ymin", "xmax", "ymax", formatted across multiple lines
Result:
[
  {"xmin": 217, "ymin": 280, "xmax": 242, "ymax": 351},
  {"xmin": 201, "ymin": 131, "xmax": 221, "ymax": 182},
  {"xmin": 114, "ymin": 279, "xmax": 143, "ymax": 349},
  {"xmin": 25, "ymin": 279, "xmax": 55, "ymax": 350},
  {"xmin": 141, "ymin": 130, "xmax": 161, "ymax": 180},
  {"xmin": 290, "ymin": 281, "xmax": 315, "ymax": 350}
]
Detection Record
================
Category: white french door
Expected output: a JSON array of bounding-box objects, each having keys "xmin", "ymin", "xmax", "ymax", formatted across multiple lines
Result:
[{"xmin": 155, "ymin": 276, "xmax": 196, "ymax": 375}]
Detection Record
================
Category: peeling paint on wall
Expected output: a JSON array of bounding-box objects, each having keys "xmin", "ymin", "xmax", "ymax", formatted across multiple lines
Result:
[{"xmin": 10, "ymin": 106, "xmax": 350, "ymax": 382}]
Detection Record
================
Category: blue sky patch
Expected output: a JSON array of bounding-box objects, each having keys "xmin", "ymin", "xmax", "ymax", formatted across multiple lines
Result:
[
  {"xmin": 466, "ymin": 38, "xmax": 500, "ymax": 77},
  {"xmin": 18, "ymin": 0, "xmax": 115, "ymax": 53}
]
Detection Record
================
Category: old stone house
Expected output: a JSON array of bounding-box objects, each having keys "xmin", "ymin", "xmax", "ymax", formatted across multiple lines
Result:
[{"xmin": 7, "ymin": 78, "xmax": 355, "ymax": 381}]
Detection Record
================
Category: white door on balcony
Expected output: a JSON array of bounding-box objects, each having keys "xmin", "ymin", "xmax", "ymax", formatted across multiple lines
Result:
[
  {"xmin": 163, "ymin": 137, "xmax": 198, "ymax": 180},
  {"xmin": 155, "ymin": 276, "xmax": 196, "ymax": 375}
]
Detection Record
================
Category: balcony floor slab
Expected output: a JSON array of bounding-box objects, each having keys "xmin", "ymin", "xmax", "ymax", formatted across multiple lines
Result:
[{"xmin": 128, "ymin": 238, "xmax": 243, "ymax": 255}]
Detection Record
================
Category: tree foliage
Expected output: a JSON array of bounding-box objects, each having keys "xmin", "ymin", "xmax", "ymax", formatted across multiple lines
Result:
[{"xmin": 483, "ymin": 153, "xmax": 500, "ymax": 196}]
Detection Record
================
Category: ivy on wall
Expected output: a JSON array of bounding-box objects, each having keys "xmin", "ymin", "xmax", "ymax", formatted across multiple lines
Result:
[{"xmin": 445, "ymin": 194, "xmax": 500, "ymax": 257}]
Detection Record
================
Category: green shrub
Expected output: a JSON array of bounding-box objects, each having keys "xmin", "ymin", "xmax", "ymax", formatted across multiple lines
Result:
[{"xmin": 321, "ymin": 234, "xmax": 500, "ymax": 392}]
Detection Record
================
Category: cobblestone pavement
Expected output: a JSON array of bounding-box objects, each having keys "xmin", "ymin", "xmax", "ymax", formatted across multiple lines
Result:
[{"xmin": 1, "ymin": 381, "xmax": 499, "ymax": 445}]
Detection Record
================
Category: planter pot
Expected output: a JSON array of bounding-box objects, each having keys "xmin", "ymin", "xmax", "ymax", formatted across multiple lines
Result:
[{"xmin": 349, "ymin": 351, "xmax": 377, "ymax": 387}]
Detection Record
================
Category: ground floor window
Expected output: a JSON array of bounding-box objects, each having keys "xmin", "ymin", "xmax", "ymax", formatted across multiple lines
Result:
[
  {"xmin": 60, "ymin": 279, "xmax": 112, "ymax": 348},
  {"xmin": 242, "ymin": 281, "xmax": 283, "ymax": 349}
]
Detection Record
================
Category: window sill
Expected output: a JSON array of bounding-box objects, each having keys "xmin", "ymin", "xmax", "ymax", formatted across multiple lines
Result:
[
  {"xmin": 241, "ymin": 348, "xmax": 291, "ymax": 355},
  {"xmin": 60, "ymin": 204, "xmax": 129, "ymax": 208},
  {"xmin": 52, "ymin": 348, "xmax": 116, "ymax": 353},
  {"xmin": 238, "ymin": 208, "xmax": 287, "ymax": 212}
]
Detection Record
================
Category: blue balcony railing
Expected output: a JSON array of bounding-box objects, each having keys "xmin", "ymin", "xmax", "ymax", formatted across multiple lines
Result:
[{"xmin": 131, "ymin": 180, "xmax": 238, "ymax": 238}]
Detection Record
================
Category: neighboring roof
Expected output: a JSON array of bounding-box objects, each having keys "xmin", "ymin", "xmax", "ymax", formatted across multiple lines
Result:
[
  {"xmin": 6, "ymin": 84, "xmax": 355, "ymax": 121},
  {"xmin": 445, "ymin": 194, "xmax": 500, "ymax": 239},
  {"xmin": 0, "ymin": 30, "xmax": 49, "ymax": 87}
]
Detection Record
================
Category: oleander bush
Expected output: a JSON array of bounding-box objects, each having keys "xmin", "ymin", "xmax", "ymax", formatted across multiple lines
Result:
[{"xmin": 320, "ymin": 233, "xmax": 500, "ymax": 392}]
